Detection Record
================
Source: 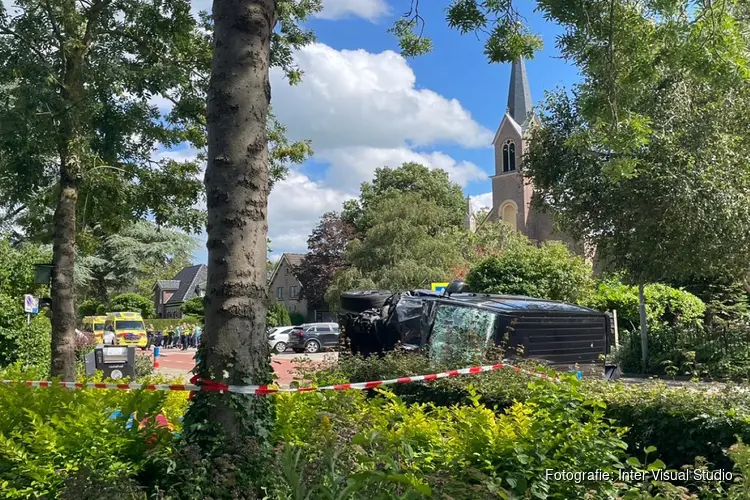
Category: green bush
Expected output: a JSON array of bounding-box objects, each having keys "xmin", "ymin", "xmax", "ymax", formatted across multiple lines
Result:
[
  {"xmin": 267, "ymin": 301, "xmax": 292, "ymax": 327},
  {"xmin": 180, "ymin": 296, "xmax": 204, "ymax": 318},
  {"xmin": 583, "ymin": 278, "xmax": 706, "ymax": 331},
  {"xmin": 77, "ymin": 298, "xmax": 103, "ymax": 318},
  {"xmin": 109, "ymin": 293, "xmax": 155, "ymax": 318},
  {"xmin": 0, "ymin": 294, "xmax": 51, "ymax": 373},
  {"xmin": 0, "ymin": 365, "xmax": 188, "ymax": 499},
  {"xmin": 323, "ymin": 352, "xmax": 750, "ymax": 474},
  {"xmin": 465, "ymin": 241, "xmax": 595, "ymax": 303},
  {"xmin": 289, "ymin": 311, "xmax": 305, "ymax": 325},
  {"xmin": 271, "ymin": 379, "xmax": 631, "ymax": 499}
]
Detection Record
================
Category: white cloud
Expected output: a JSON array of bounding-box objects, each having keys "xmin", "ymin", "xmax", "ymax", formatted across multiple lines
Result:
[
  {"xmin": 318, "ymin": 146, "xmax": 487, "ymax": 193},
  {"xmin": 267, "ymin": 171, "xmax": 353, "ymax": 257},
  {"xmin": 270, "ymin": 43, "xmax": 493, "ymax": 150},
  {"xmin": 471, "ymin": 192, "xmax": 493, "ymax": 213},
  {"xmin": 315, "ymin": 0, "xmax": 391, "ymax": 21}
]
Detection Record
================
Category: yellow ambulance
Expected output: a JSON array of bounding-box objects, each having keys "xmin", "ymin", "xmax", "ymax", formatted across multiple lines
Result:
[
  {"xmin": 105, "ymin": 311, "xmax": 148, "ymax": 349},
  {"xmin": 82, "ymin": 316, "xmax": 107, "ymax": 343}
]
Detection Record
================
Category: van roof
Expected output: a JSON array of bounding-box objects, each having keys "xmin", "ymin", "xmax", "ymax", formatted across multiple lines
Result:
[
  {"xmin": 434, "ymin": 293, "xmax": 604, "ymax": 316},
  {"xmin": 107, "ymin": 311, "xmax": 143, "ymax": 319}
]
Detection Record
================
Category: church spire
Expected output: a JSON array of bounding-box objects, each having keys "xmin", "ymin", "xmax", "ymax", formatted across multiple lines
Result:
[
  {"xmin": 464, "ymin": 196, "xmax": 477, "ymax": 233},
  {"xmin": 507, "ymin": 58, "xmax": 532, "ymax": 124}
]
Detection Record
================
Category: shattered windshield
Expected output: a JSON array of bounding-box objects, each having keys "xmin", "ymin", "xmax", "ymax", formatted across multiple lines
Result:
[{"xmin": 429, "ymin": 304, "xmax": 498, "ymax": 366}]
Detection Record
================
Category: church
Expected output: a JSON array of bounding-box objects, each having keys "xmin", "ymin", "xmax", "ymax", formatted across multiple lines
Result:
[{"xmin": 466, "ymin": 58, "xmax": 580, "ymax": 253}]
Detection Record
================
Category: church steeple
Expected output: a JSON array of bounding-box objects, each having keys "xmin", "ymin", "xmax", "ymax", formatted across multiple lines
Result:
[
  {"xmin": 507, "ymin": 58, "xmax": 532, "ymax": 125},
  {"xmin": 464, "ymin": 196, "xmax": 477, "ymax": 233}
]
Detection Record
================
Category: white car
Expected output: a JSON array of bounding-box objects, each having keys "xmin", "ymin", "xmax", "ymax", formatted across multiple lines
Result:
[{"xmin": 268, "ymin": 326, "xmax": 296, "ymax": 354}]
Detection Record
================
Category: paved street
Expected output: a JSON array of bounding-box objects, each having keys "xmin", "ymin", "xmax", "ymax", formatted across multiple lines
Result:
[{"xmin": 150, "ymin": 348, "xmax": 338, "ymax": 386}]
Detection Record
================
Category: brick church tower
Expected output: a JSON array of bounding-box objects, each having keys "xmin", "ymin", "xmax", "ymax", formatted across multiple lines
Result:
[{"xmin": 488, "ymin": 58, "xmax": 579, "ymax": 250}]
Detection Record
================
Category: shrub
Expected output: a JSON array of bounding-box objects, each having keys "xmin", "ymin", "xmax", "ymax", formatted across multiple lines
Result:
[
  {"xmin": 583, "ymin": 278, "xmax": 705, "ymax": 331},
  {"xmin": 0, "ymin": 364, "xmax": 186, "ymax": 499},
  {"xmin": 465, "ymin": 241, "xmax": 595, "ymax": 303},
  {"xmin": 109, "ymin": 293, "xmax": 156, "ymax": 318},
  {"xmin": 267, "ymin": 301, "xmax": 292, "ymax": 327},
  {"xmin": 0, "ymin": 294, "xmax": 51, "ymax": 374},
  {"xmin": 323, "ymin": 351, "xmax": 750, "ymax": 473},
  {"xmin": 289, "ymin": 311, "xmax": 305, "ymax": 326},
  {"xmin": 77, "ymin": 298, "xmax": 104, "ymax": 318},
  {"xmin": 180, "ymin": 296, "xmax": 204, "ymax": 318},
  {"xmin": 271, "ymin": 379, "xmax": 631, "ymax": 499}
]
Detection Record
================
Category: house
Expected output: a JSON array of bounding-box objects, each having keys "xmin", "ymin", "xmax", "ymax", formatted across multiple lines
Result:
[
  {"xmin": 267, "ymin": 253, "xmax": 335, "ymax": 323},
  {"xmin": 153, "ymin": 264, "xmax": 207, "ymax": 319}
]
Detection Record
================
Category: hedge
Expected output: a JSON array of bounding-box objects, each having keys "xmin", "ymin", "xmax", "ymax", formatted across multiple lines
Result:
[{"xmin": 325, "ymin": 351, "xmax": 750, "ymax": 471}]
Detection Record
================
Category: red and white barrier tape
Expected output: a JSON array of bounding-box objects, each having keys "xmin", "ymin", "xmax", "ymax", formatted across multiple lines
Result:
[{"xmin": 0, "ymin": 362, "xmax": 559, "ymax": 394}]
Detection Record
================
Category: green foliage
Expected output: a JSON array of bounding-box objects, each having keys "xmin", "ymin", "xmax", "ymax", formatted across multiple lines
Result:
[
  {"xmin": 524, "ymin": 2, "xmax": 750, "ymax": 284},
  {"xmin": 180, "ymin": 296, "xmax": 204, "ymax": 319},
  {"xmin": 108, "ymin": 293, "xmax": 155, "ymax": 319},
  {"xmin": 267, "ymin": 301, "xmax": 292, "ymax": 328},
  {"xmin": 77, "ymin": 221, "xmax": 198, "ymax": 302},
  {"xmin": 466, "ymin": 241, "xmax": 595, "ymax": 303},
  {"xmin": 76, "ymin": 298, "xmax": 103, "ymax": 319},
  {"xmin": 0, "ymin": 364, "xmax": 188, "ymax": 499},
  {"xmin": 341, "ymin": 162, "xmax": 467, "ymax": 236},
  {"xmin": 0, "ymin": 303, "xmax": 51, "ymax": 374},
  {"xmin": 270, "ymin": 378, "xmax": 629, "ymax": 499},
  {"xmin": 326, "ymin": 351, "xmax": 750, "ymax": 475},
  {"xmin": 584, "ymin": 279, "xmax": 705, "ymax": 331},
  {"xmin": 289, "ymin": 312, "xmax": 305, "ymax": 326}
]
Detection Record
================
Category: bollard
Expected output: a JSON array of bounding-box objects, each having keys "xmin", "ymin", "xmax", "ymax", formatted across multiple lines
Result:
[{"xmin": 153, "ymin": 346, "xmax": 160, "ymax": 370}]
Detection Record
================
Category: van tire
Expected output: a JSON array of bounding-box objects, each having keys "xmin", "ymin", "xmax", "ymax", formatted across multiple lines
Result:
[{"xmin": 340, "ymin": 290, "xmax": 393, "ymax": 314}]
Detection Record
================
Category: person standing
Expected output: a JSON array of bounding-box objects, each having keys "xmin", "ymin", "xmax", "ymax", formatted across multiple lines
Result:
[
  {"xmin": 180, "ymin": 323, "xmax": 188, "ymax": 350},
  {"xmin": 194, "ymin": 323, "xmax": 202, "ymax": 348},
  {"xmin": 173, "ymin": 324, "xmax": 181, "ymax": 349}
]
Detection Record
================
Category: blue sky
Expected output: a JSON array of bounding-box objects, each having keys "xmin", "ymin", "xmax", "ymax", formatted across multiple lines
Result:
[{"xmin": 186, "ymin": 0, "xmax": 582, "ymax": 264}]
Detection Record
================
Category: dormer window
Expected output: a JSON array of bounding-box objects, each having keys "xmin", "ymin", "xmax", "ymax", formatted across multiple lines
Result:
[{"xmin": 502, "ymin": 140, "xmax": 516, "ymax": 172}]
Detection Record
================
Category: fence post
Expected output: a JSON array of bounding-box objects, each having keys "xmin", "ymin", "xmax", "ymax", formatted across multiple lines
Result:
[
  {"xmin": 612, "ymin": 309, "xmax": 619, "ymax": 348},
  {"xmin": 153, "ymin": 346, "xmax": 160, "ymax": 370}
]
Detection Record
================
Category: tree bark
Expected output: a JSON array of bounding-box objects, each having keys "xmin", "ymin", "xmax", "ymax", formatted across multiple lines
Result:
[
  {"xmin": 186, "ymin": 0, "xmax": 276, "ymax": 440},
  {"xmin": 50, "ymin": 23, "xmax": 85, "ymax": 379},
  {"xmin": 638, "ymin": 282, "xmax": 648, "ymax": 371}
]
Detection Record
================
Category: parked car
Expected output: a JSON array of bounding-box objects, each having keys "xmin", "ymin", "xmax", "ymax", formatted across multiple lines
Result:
[
  {"xmin": 268, "ymin": 326, "xmax": 296, "ymax": 354},
  {"xmin": 338, "ymin": 280, "xmax": 613, "ymax": 373},
  {"xmin": 287, "ymin": 323, "xmax": 340, "ymax": 353}
]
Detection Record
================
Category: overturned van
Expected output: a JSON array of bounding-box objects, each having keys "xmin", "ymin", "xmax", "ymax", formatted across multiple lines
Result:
[{"xmin": 338, "ymin": 281, "xmax": 612, "ymax": 372}]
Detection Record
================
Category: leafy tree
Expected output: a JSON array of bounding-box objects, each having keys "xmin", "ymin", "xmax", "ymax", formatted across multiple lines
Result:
[
  {"xmin": 466, "ymin": 242, "xmax": 595, "ymax": 304},
  {"xmin": 329, "ymin": 192, "xmax": 464, "ymax": 307},
  {"xmin": 0, "ymin": 0, "xmax": 210, "ymax": 379},
  {"xmin": 341, "ymin": 162, "xmax": 467, "ymax": 235},
  {"xmin": 288, "ymin": 311, "xmax": 305, "ymax": 326},
  {"xmin": 295, "ymin": 212, "xmax": 355, "ymax": 309},
  {"xmin": 108, "ymin": 293, "xmax": 155, "ymax": 318},
  {"xmin": 181, "ymin": 296, "xmax": 205, "ymax": 319},
  {"xmin": 76, "ymin": 220, "xmax": 197, "ymax": 302},
  {"xmin": 523, "ymin": 0, "xmax": 750, "ymax": 368},
  {"xmin": 266, "ymin": 302, "xmax": 291, "ymax": 328}
]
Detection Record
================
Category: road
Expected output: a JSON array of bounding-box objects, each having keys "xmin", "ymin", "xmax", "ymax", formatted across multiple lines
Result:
[{"xmin": 150, "ymin": 348, "xmax": 338, "ymax": 386}]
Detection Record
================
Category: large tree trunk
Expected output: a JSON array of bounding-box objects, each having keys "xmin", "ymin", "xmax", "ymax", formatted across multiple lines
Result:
[
  {"xmin": 50, "ymin": 160, "xmax": 80, "ymax": 380},
  {"xmin": 186, "ymin": 0, "xmax": 276, "ymax": 441}
]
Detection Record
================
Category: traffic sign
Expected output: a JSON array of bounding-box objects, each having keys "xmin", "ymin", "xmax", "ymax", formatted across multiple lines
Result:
[
  {"xmin": 431, "ymin": 282, "xmax": 450, "ymax": 293},
  {"xmin": 24, "ymin": 295, "xmax": 39, "ymax": 314}
]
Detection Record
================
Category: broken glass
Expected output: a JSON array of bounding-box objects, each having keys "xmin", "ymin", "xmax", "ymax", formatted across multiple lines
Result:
[{"xmin": 428, "ymin": 304, "xmax": 498, "ymax": 366}]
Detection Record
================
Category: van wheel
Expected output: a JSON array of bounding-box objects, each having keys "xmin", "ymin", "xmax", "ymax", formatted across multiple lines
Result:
[{"xmin": 340, "ymin": 290, "xmax": 393, "ymax": 313}]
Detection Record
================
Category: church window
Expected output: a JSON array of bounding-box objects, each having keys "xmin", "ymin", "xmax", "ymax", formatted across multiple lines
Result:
[{"xmin": 502, "ymin": 140, "xmax": 516, "ymax": 172}]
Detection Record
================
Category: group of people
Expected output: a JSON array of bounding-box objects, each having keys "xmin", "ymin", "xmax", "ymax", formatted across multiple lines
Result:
[{"xmin": 151, "ymin": 323, "xmax": 202, "ymax": 350}]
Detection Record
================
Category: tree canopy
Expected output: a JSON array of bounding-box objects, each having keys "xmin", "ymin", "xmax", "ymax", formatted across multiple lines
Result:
[{"xmin": 341, "ymin": 162, "xmax": 467, "ymax": 235}]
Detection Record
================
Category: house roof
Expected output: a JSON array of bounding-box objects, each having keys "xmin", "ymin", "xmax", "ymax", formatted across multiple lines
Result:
[
  {"xmin": 267, "ymin": 253, "xmax": 306, "ymax": 286},
  {"xmin": 165, "ymin": 264, "xmax": 208, "ymax": 305},
  {"xmin": 153, "ymin": 280, "xmax": 180, "ymax": 291}
]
